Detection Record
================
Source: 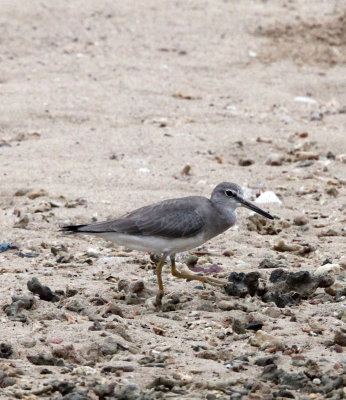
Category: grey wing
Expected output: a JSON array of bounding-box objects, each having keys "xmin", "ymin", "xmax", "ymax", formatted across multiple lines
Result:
[{"xmin": 67, "ymin": 198, "xmax": 206, "ymax": 238}]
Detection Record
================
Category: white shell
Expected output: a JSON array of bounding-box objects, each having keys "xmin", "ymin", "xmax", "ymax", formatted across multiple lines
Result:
[
  {"xmin": 255, "ymin": 191, "xmax": 282, "ymax": 204},
  {"xmin": 294, "ymin": 96, "xmax": 317, "ymax": 105}
]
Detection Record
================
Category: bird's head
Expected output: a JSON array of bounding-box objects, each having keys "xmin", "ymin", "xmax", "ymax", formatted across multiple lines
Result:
[{"xmin": 211, "ymin": 182, "xmax": 274, "ymax": 220}]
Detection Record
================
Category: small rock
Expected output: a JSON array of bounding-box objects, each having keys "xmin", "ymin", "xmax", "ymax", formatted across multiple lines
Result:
[
  {"xmin": 245, "ymin": 320, "xmax": 263, "ymax": 331},
  {"xmin": 86, "ymin": 248, "xmax": 100, "ymax": 258},
  {"xmin": 255, "ymin": 356, "xmax": 277, "ymax": 366},
  {"xmin": 102, "ymin": 303, "xmax": 124, "ymax": 318},
  {"xmin": 293, "ymin": 215, "xmax": 308, "ymax": 226},
  {"xmin": 186, "ymin": 255, "xmax": 198, "ymax": 268},
  {"xmin": 93, "ymin": 383, "xmax": 115, "ymax": 399},
  {"xmin": 315, "ymin": 263, "xmax": 341, "ymax": 276},
  {"xmin": 265, "ymin": 153, "xmax": 285, "ymax": 166},
  {"xmin": 250, "ymin": 330, "xmax": 283, "ymax": 349},
  {"xmin": 0, "ymin": 371, "xmax": 16, "ymax": 388},
  {"xmin": 27, "ymin": 354, "xmax": 65, "ymax": 366},
  {"xmin": 51, "ymin": 380, "xmax": 76, "ymax": 395},
  {"xmin": 114, "ymin": 383, "xmax": 141, "ymax": 400},
  {"xmin": 261, "ymin": 364, "xmax": 308, "ymax": 389},
  {"xmin": 294, "ymin": 151, "xmax": 319, "ymax": 161},
  {"xmin": 272, "ymin": 240, "xmax": 300, "ymax": 252},
  {"xmin": 317, "ymin": 229, "xmax": 339, "ymax": 237},
  {"xmin": 239, "ymin": 158, "xmax": 254, "ymax": 166},
  {"xmin": 27, "ymin": 189, "xmax": 48, "ymax": 199},
  {"xmin": 310, "ymin": 111, "xmax": 323, "ymax": 121},
  {"xmin": 65, "ymin": 300, "xmax": 85, "ymax": 313},
  {"xmin": 0, "ymin": 343, "xmax": 13, "ymax": 359},
  {"xmin": 262, "ymin": 269, "xmax": 334, "ymax": 307},
  {"xmin": 61, "ymin": 391, "xmax": 92, "ymax": 400},
  {"xmin": 15, "ymin": 188, "xmax": 30, "ymax": 196},
  {"xmin": 181, "ymin": 165, "xmax": 191, "ymax": 176},
  {"xmin": 101, "ymin": 365, "xmax": 135, "ymax": 373},
  {"xmin": 259, "ymin": 258, "xmax": 289, "ymax": 269},
  {"xmin": 326, "ymin": 187, "xmax": 338, "ymax": 197},
  {"xmin": 334, "ymin": 329, "xmax": 346, "ymax": 347},
  {"xmin": 101, "ymin": 338, "xmax": 127, "ymax": 356},
  {"xmin": 27, "ymin": 277, "xmax": 59, "ymax": 302},
  {"xmin": 264, "ymin": 307, "xmax": 281, "ymax": 318},
  {"xmin": 72, "ymin": 366, "xmax": 97, "ymax": 376},
  {"xmin": 225, "ymin": 272, "xmax": 259, "ymax": 297},
  {"xmin": 33, "ymin": 201, "xmax": 52, "ymax": 213},
  {"xmin": 218, "ymin": 300, "xmax": 235, "ymax": 311},
  {"xmin": 130, "ymin": 280, "xmax": 145, "ymax": 294},
  {"xmin": 232, "ymin": 319, "xmax": 246, "ymax": 334},
  {"xmin": 272, "ymin": 390, "xmax": 295, "ymax": 399},
  {"xmin": 13, "ymin": 215, "xmax": 29, "ymax": 229}
]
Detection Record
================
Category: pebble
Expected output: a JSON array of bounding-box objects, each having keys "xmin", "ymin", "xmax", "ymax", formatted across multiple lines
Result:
[
  {"xmin": 114, "ymin": 383, "xmax": 141, "ymax": 400},
  {"xmin": 294, "ymin": 151, "xmax": 319, "ymax": 161},
  {"xmin": 261, "ymin": 364, "xmax": 308, "ymax": 389},
  {"xmin": 218, "ymin": 300, "xmax": 236, "ymax": 311},
  {"xmin": 33, "ymin": 201, "xmax": 52, "ymax": 213},
  {"xmin": 272, "ymin": 240, "xmax": 300, "ymax": 252},
  {"xmin": 93, "ymin": 383, "xmax": 115, "ymax": 399},
  {"xmin": 206, "ymin": 378, "xmax": 239, "ymax": 390},
  {"xmin": 72, "ymin": 366, "xmax": 97, "ymax": 376},
  {"xmin": 225, "ymin": 271, "xmax": 259, "ymax": 297},
  {"xmin": 0, "ymin": 370, "xmax": 16, "ymax": 387},
  {"xmin": 315, "ymin": 263, "xmax": 341, "ymax": 276},
  {"xmin": 27, "ymin": 189, "xmax": 48, "ymax": 199},
  {"xmin": 245, "ymin": 320, "xmax": 263, "ymax": 331},
  {"xmin": 265, "ymin": 153, "xmax": 285, "ymax": 166},
  {"xmin": 239, "ymin": 158, "xmax": 254, "ymax": 166},
  {"xmin": 262, "ymin": 269, "xmax": 334, "ymax": 307},
  {"xmin": 186, "ymin": 255, "xmax": 198, "ymax": 268},
  {"xmin": 264, "ymin": 307, "xmax": 281, "ymax": 318},
  {"xmin": 232, "ymin": 319, "xmax": 246, "ymax": 334},
  {"xmin": 86, "ymin": 248, "xmax": 100, "ymax": 258},
  {"xmin": 5, "ymin": 294, "xmax": 35, "ymax": 322},
  {"xmin": 0, "ymin": 343, "xmax": 13, "ymax": 359},
  {"xmin": 101, "ymin": 337, "xmax": 128, "ymax": 355},
  {"xmin": 102, "ymin": 303, "xmax": 124, "ymax": 318},
  {"xmin": 293, "ymin": 215, "xmax": 308, "ymax": 226},
  {"xmin": 27, "ymin": 354, "xmax": 65, "ymax": 366},
  {"xmin": 61, "ymin": 390, "xmax": 92, "ymax": 400},
  {"xmin": 101, "ymin": 364, "xmax": 135, "ymax": 373},
  {"xmin": 311, "ymin": 111, "xmax": 323, "ymax": 121},
  {"xmin": 334, "ymin": 329, "xmax": 346, "ymax": 347},
  {"xmin": 335, "ymin": 153, "xmax": 346, "ymax": 163},
  {"xmin": 13, "ymin": 215, "xmax": 29, "ymax": 229},
  {"xmin": 255, "ymin": 356, "xmax": 277, "ymax": 366},
  {"xmin": 27, "ymin": 277, "xmax": 60, "ymax": 302},
  {"xmin": 259, "ymin": 257, "xmax": 289, "ymax": 269},
  {"xmin": 250, "ymin": 330, "xmax": 284, "ymax": 349},
  {"xmin": 51, "ymin": 380, "xmax": 76, "ymax": 395}
]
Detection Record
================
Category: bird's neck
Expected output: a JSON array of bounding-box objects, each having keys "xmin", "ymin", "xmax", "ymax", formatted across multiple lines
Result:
[{"xmin": 213, "ymin": 202, "xmax": 237, "ymax": 228}]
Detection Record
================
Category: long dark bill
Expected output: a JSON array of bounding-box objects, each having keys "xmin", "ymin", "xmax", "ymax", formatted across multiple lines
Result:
[{"xmin": 240, "ymin": 199, "xmax": 274, "ymax": 220}]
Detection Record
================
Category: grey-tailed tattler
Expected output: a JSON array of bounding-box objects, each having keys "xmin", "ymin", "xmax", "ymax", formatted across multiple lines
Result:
[{"xmin": 61, "ymin": 182, "xmax": 274, "ymax": 294}]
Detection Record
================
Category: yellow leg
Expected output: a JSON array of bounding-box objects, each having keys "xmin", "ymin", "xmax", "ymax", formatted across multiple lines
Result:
[
  {"xmin": 170, "ymin": 256, "xmax": 226, "ymax": 287},
  {"xmin": 156, "ymin": 256, "xmax": 166, "ymax": 295}
]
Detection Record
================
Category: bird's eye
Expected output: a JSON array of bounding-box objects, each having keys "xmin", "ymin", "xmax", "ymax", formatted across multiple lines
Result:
[{"xmin": 225, "ymin": 190, "xmax": 235, "ymax": 197}]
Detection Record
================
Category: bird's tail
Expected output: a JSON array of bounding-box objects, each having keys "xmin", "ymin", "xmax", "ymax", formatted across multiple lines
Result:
[{"xmin": 60, "ymin": 224, "xmax": 89, "ymax": 234}]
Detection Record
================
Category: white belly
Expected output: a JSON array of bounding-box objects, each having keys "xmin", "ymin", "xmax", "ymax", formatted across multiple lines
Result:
[{"xmin": 89, "ymin": 231, "xmax": 208, "ymax": 256}]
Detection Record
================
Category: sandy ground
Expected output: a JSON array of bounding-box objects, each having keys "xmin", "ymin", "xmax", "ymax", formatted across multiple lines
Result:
[{"xmin": 0, "ymin": 1, "xmax": 345, "ymax": 399}]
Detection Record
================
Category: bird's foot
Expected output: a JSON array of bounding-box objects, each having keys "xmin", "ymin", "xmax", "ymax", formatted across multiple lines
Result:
[
  {"xmin": 171, "ymin": 265, "xmax": 226, "ymax": 288},
  {"xmin": 155, "ymin": 290, "xmax": 164, "ymax": 307}
]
